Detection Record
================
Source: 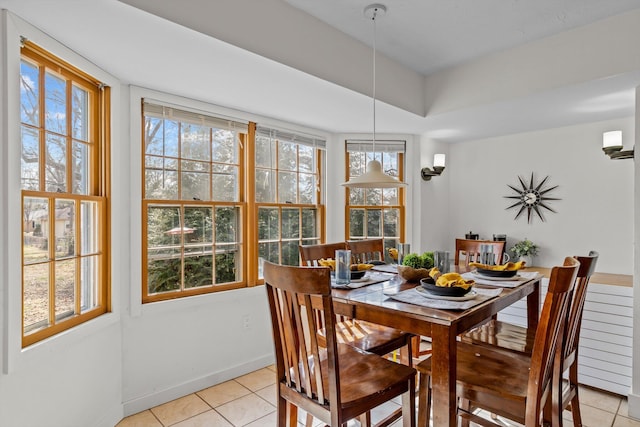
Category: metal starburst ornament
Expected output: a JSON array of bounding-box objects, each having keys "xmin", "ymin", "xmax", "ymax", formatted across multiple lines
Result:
[{"xmin": 504, "ymin": 173, "xmax": 560, "ymax": 223}]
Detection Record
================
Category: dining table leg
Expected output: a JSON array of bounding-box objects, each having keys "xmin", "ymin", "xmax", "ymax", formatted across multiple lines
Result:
[
  {"xmin": 527, "ymin": 279, "xmax": 541, "ymax": 331},
  {"xmin": 430, "ymin": 324, "xmax": 458, "ymax": 426}
]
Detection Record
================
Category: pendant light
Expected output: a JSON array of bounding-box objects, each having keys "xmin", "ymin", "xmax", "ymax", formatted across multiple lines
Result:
[{"xmin": 342, "ymin": 4, "xmax": 407, "ymax": 188}]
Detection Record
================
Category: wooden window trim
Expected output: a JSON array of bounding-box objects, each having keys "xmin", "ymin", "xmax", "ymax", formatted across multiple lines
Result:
[
  {"xmin": 141, "ymin": 104, "xmax": 247, "ymax": 302},
  {"xmin": 20, "ymin": 42, "xmax": 110, "ymax": 347}
]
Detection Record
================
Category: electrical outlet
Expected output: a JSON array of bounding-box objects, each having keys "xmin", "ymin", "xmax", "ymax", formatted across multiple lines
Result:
[{"xmin": 242, "ymin": 314, "xmax": 251, "ymax": 330}]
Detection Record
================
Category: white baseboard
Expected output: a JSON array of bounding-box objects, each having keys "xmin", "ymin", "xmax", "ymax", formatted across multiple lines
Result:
[
  {"xmin": 93, "ymin": 407, "xmax": 125, "ymax": 427},
  {"xmin": 628, "ymin": 391, "xmax": 640, "ymax": 420},
  {"xmin": 122, "ymin": 354, "xmax": 275, "ymax": 417}
]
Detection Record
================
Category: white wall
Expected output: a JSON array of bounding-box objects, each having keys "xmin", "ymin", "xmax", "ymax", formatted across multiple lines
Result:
[
  {"xmin": 0, "ymin": 11, "xmax": 124, "ymax": 427},
  {"xmin": 415, "ymin": 137, "xmax": 452, "ymax": 253},
  {"xmin": 629, "ymin": 87, "xmax": 640, "ymax": 418},
  {"xmin": 0, "ymin": 13, "xmax": 278, "ymax": 427},
  {"xmin": 121, "ymin": 287, "xmax": 273, "ymax": 415},
  {"xmin": 437, "ymin": 117, "xmax": 634, "ymax": 273}
]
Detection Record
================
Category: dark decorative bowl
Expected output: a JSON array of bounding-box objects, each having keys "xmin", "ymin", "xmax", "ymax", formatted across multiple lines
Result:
[
  {"xmin": 350, "ymin": 270, "xmax": 366, "ymax": 280},
  {"xmin": 369, "ymin": 260, "xmax": 386, "ymax": 265},
  {"xmin": 331, "ymin": 270, "xmax": 367, "ymax": 281},
  {"xmin": 475, "ymin": 268, "xmax": 518, "ymax": 278},
  {"xmin": 420, "ymin": 278, "xmax": 472, "ymax": 297}
]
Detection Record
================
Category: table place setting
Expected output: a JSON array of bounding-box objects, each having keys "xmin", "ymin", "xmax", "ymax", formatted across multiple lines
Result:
[
  {"xmin": 331, "ymin": 271, "xmax": 396, "ymax": 289},
  {"xmin": 462, "ymin": 270, "xmax": 541, "ymax": 288},
  {"xmin": 370, "ymin": 263, "xmax": 398, "ymax": 274},
  {"xmin": 383, "ymin": 286, "xmax": 503, "ymax": 310}
]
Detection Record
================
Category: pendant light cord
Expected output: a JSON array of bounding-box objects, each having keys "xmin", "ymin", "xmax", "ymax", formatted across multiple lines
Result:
[{"xmin": 372, "ymin": 8, "xmax": 377, "ymax": 157}]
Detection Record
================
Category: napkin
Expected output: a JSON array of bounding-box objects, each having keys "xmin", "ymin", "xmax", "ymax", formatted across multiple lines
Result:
[
  {"xmin": 462, "ymin": 271, "xmax": 540, "ymax": 288},
  {"xmin": 468, "ymin": 261, "xmax": 526, "ymax": 271},
  {"xmin": 384, "ymin": 286, "xmax": 503, "ymax": 310},
  {"xmin": 371, "ymin": 264, "xmax": 398, "ymax": 274},
  {"xmin": 331, "ymin": 272, "xmax": 395, "ymax": 289}
]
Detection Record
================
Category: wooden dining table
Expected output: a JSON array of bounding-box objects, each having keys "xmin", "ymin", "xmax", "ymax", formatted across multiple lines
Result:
[{"xmin": 331, "ymin": 265, "xmax": 541, "ymax": 426}]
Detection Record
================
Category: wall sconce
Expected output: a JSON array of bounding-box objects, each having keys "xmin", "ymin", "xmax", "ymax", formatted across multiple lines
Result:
[
  {"xmin": 421, "ymin": 154, "xmax": 446, "ymax": 181},
  {"xmin": 603, "ymin": 130, "xmax": 634, "ymax": 159}
]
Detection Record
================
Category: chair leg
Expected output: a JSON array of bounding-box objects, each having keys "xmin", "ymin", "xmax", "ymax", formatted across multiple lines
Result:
[
  {"xmin": 418, "ymin": 372, "xmax": 431, "ymax": 427},
  {"xmin": 569, "ymin": 364, "xmax": 583, "ymax": 427},
  {"xmin": 305, "ymin": 413, "xmax": 314, "ymax": 427},
  {"xmin": 570, "ymin": 392, "xmax": 582, "ymax": 427},
  {"xmin": 460, "ymin": 399, "xmax": 471, "ymax": 427},
  {"xmin": 358, "ymin": 412, "xmax": 371, "ymax": 427},
  {"xmin": 281, "ymin": 400, "xmax": 296, "ymax": 427},
  {"xmin": 401, "ymin": 338, "xmax": 413, "ymax": 367},
  {"xmin": 411, "ymin": 336, "xmax": 433, "ymax": 360},
  {"xmin": 402, "ymin": 377, "xmax": 416, "ymax": 427}
]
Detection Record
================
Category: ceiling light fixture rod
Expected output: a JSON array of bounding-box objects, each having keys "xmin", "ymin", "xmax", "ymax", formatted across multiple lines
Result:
[
  {"xmin": 342, "ymin": 4, "xmax": 405, "ymax": 188},
  {"xmin": 365, "ymin": 4, "xmax": 386, "ymax": 156}
]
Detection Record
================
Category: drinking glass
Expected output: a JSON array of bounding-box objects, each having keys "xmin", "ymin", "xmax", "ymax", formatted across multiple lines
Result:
[
  {"xmin": 397, "ymin": 243, "xmax": 410, "ymax": 265},
  {"xmin": 335, "ymin": 249, "xmax": 351, "ymax": 285},
  {"xmin": 435, "ymin": 251, "xmax": 450, "ymax": 273},
  {"xmin": 480, "ymin": 244, "xmax": 495, "ymax": 265}
]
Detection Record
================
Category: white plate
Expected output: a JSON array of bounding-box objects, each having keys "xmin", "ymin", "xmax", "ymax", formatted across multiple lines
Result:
[
  {"xmin": 350, "ymin": 274, "xmax": 369, "ymax": 283},
  {"xmin": 414, "ymin": 286, "xmax": 478, "ymax": 301},
  {"xmin": 472, "ymin": 271, "xmax": 522, "ymax": 281}
]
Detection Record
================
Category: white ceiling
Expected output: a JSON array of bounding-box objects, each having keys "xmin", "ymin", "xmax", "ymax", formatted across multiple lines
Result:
[
  {"xmin": 285, "ymin": 0, "xmax": 640, "ymax": 75},
  {"xmin": 2, "ymin": 0, "xmax": 640, "ymax": 143}
]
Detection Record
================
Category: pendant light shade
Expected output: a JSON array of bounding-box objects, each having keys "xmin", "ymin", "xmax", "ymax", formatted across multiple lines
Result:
[
  {"xmin": 342, "ymin": 4, "xmax": 407, "ymax": 189},
  {"xmin": 342, "ymin": 159, "xmax": 406, "ymax": 188}
]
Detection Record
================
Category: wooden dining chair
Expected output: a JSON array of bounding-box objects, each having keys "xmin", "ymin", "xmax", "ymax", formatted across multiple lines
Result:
[
  {"xmin": 264, "ymin": 261, "xmax": 416, "ymax": 427},
  {"xmin": 346, "ymin": 238, "xmax": 386, "ymax": 264},
  {"xmin": 454, "ymin": 238, "xmax": 506, "ymax": 266},
  {"xmin": 463, "ymin": 251, "xmax": 598, "ymax": 426},
  {"xmin": 299, "ymin": 242, "xmax": 347, "ymax": 266},
  {"xmin": 346, "ymin": 239, "xmax": 432, "ymax": 360},
  {"xmin": 298, "ymin": 242, "xmax": 414, "ymax": 362},
  {"xmin": 416, "ymin": 257, "xmax": 580, "ymax": 427}
]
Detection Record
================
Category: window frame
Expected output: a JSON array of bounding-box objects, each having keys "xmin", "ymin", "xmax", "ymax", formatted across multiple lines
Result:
[
  {"xmin": 141, "ymin": 103, "xmax": 248, "ymax": 303},
  {"xmin": 138, "ymin": 98, "xmax": 326, "ymax": 303},
  {"xmin": 20, "ymin": 41, "xmax": 111, "ymax": 347},
  {"xmin": 344, "ymin": 140, "xmax": 406, "ymax": 258},
  {"xmin": 254, "ymin": 128, "xmax": 325, "ymax": 276}
]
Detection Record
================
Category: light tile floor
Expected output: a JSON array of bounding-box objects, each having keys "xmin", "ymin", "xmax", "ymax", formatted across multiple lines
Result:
[{"xmin": 117, "ymin": 363, "xmax": 638, "ymax": 427}]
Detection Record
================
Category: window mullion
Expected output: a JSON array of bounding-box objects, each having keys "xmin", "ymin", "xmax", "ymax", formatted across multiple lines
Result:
[
  {"xmin": 38, "ymin": 64, "xmax": 46, "ymax": 191},
  {"xmin": 177, "ymin": 122, "xmax": 182, "ymax": 200},
  {"xmin": 74, "ymin": 201, "xmax": 81, "ymax": 315},
  {"xmin": 245, "ymin": 125, "xmax": 258, "ymax": 285},
  {"xmin": 180, "ymin": 205, "xmax": 186, "ymax": 291},
  {"xmin": 65, "ymin": 79, "xmax": 73, "ymax": 194},
  {"xmin": 208, "ymin": 127, "xmax": 213, "ymax": 201},
  {"xmin": 48, "ymin": 196, "xmax": 56, "ymax": 328}
]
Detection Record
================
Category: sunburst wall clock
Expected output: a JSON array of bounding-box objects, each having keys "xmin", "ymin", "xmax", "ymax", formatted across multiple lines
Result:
[{"xmin": 504, "ymin": 173, "xmax": 560, "ymax": 223}]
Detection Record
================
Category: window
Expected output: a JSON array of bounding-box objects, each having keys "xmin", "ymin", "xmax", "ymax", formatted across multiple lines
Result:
[
  {"xmin": 255, "ymin": 127, "xmax": 325, "ymax": 272},
  {"xmin": 142, "ymin": 102, "xmax": 249, "ymax": 302},
  {"xmin": 20, "ymin": 41, "xmax": 110, "ymax": 347},
  {"xmin": 345, "ymin": 140, "xmax": 405, "ymax": 259}
]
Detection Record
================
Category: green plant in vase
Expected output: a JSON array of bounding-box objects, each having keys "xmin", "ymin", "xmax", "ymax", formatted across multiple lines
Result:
[{"xmin": 510, "ymin": 239, "xmax": 539, "ymax": 266}]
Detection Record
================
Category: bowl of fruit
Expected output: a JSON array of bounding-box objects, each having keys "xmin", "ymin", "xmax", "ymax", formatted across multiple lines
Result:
[{"xmin": 420, "ymin": 270, "xmax": 474, "ymax": 297}]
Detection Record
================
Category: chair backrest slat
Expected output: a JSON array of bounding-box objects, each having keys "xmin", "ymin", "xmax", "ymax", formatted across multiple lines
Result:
[
  {"xmin": 564, "ymin": 251, "xmax": 598, "ymax": 362},
  {"xmin": 455, "ymin": 239, "xmax": 506, "ymax": 266},
  {"xmin": 299, "ymin": 242, "xmax": 347, "ymax": 266},
  {"xmin": 525, "ymin": 256, "xmax": 579, "ymax": 425},
  {"xmin": 347, "ymin": 238, "xmax": 385, "ymax": 264}
]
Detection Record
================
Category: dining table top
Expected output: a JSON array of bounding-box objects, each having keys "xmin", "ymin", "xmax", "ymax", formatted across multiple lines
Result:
[
  {"xmin": 331, "ymin": 264, "xmax": 540, "ymax": 331},
  {"xmin": 330, "ymin": 264, "xmax": 542, "ymax": 426}
]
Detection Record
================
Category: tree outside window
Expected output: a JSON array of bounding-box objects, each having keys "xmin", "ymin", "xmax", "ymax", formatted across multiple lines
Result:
[
  {"xmin": 142, "ymin": 102, "xmax": 245, "ymax": 302},
  {"xmin": 20, "ymin": 41, "xmax": 109, "ymax": 347}
]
